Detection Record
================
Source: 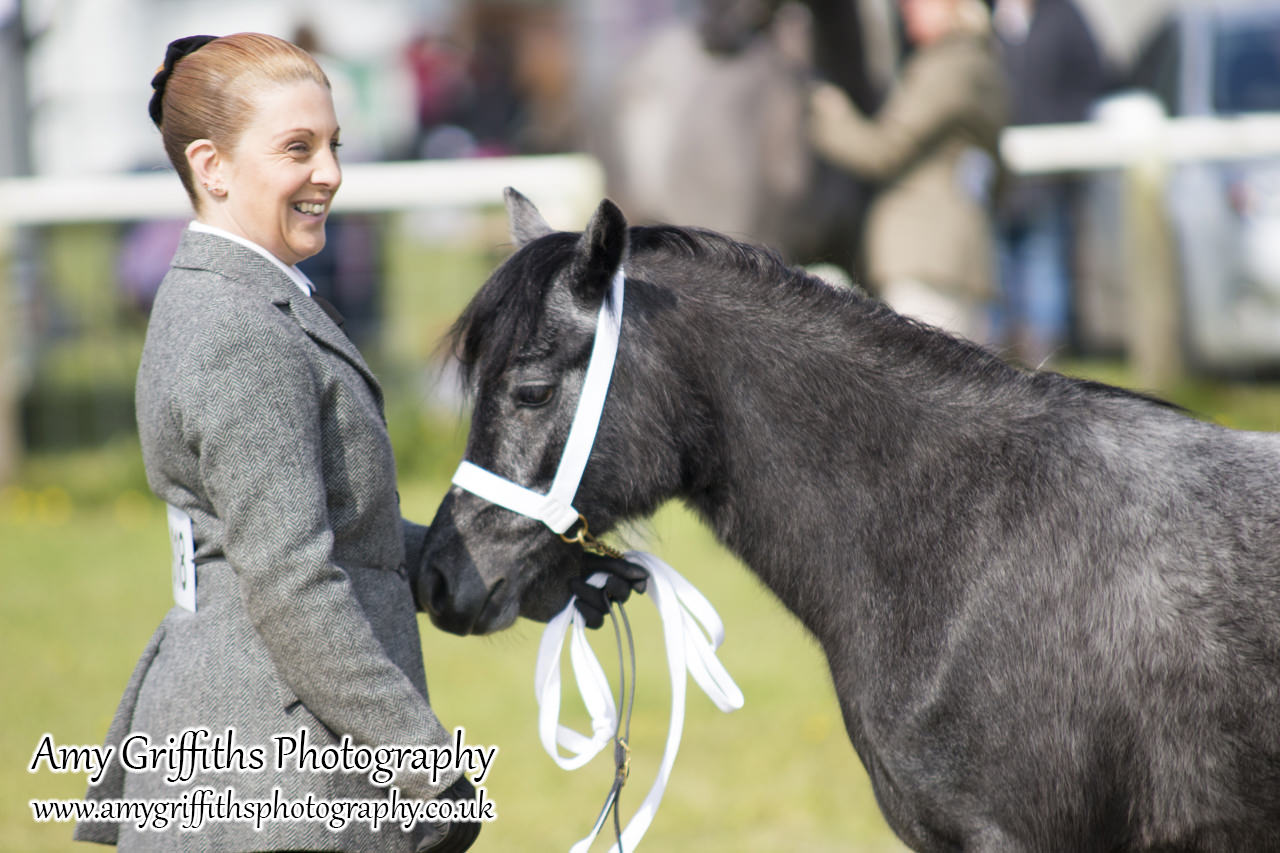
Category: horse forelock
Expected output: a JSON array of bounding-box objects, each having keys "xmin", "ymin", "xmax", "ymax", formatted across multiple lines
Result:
[
  {"xmin": 448, "ymin": 223, "xmax": 760, "ymax": 394},
  {"xmin": 448, "ymin": 232, "xmax": 580, "ymax": 393}
]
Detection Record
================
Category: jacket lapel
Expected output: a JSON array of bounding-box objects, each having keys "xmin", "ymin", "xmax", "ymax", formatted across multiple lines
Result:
[
  {"xmin": 170, "ymin": 230, "xmax": 386, "ymax": 411},
  {"xmin": 288, "ymin": 289, "xmax": 386, "ymax": 411}
]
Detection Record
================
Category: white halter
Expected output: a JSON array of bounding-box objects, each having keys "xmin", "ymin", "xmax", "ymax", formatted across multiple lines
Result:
[
  {"xmin": 450, "ymin": 266, "xmax": 744, "ymax": 853},
  {"xmin": 451, "ymin": 269, "xmax": 626, "ymax": 535}
]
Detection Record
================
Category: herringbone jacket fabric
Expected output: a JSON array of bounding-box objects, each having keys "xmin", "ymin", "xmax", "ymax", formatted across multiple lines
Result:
[{"xmin": 75, "ymin": 229, "xmax": 458, "ymax": 851}]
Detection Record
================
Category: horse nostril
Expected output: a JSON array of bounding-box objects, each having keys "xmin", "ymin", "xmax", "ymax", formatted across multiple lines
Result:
[
  {"xmin": 420, "ymin": 553, "xmax": 500, "ymax": 636},
  {"xmin": 470, "ymin": 578, "xmax": 505, "ymax": 634},
  {"xmin": 420, "ymin": 563, "xmax": 448, "ymax": 618},
  {"xmin": 418, "ymin": 558, "xmax": 463, "ymax": 623}
]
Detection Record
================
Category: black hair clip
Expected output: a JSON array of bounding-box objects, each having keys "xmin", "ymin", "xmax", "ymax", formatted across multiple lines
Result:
[{"xmin": 149, "ymin": 34, "xmax": 218, "ymax": 127}]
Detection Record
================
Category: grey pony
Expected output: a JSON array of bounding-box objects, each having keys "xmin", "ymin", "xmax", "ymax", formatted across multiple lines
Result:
[{"xmin": 421, "ymin": 190, "xmax": 1280, "ymax": 851}]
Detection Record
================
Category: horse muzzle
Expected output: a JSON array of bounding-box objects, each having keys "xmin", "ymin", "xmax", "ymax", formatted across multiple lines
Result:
[
  {"xmin": 418, "ymin": 500, "xmax": 518, "ymax": 635},
  {"xmin": 418, "ymin": 560, "xmax": 513, "ymax": 636},
  {"xmin": 421, "ymin": 486, "xmax": 588, "ymax": 633}
]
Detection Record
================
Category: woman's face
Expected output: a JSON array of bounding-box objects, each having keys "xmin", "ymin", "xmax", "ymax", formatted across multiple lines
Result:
[
  {"xmin": 207, "ymin": 80, "xmax": 342, "ymax": 265},
  {"xmin": 899, "ymin": 0, "xmax": 958, "ymax": 46}
]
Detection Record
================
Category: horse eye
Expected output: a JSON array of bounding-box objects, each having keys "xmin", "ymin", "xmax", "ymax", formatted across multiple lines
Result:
[{"xmin": 514, "ymin": 384, "xmax": 556, "ymax": 408}]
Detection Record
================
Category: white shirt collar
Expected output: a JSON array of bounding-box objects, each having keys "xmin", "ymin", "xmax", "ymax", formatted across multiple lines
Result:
[{"xmin": 188, "ymin": 221, "xmax": 315, "ymax": 296}]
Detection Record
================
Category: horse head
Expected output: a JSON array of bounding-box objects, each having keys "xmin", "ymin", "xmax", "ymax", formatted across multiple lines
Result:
[{"xmin": 420, "ymin": 190, "xmax": 656, "ymax": 635}]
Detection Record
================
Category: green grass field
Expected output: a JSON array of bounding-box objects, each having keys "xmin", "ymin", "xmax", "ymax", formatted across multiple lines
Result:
[
  {"xmin": 6, "ymin": 222, "xmax": 1280, "ymax": 852},
  {"xmin": 4, "ymin": 472, "xmax": 907, "ymax": 852}
]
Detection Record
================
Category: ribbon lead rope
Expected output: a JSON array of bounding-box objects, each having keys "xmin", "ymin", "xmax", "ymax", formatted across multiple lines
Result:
[{"xmin": 535, "ymin": 554, "xmax": 744, "ymax": 853}]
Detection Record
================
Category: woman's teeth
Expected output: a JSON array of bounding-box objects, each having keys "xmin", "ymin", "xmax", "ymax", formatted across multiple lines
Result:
[{"xmin": 293, "ymin": 202, "xmax": 326, "ymax": 215}]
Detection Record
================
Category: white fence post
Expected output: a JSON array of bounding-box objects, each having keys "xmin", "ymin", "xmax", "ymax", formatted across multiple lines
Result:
[
  {"xmin": 0, "ymin": 2, "xmax": 29, "ymax": 486},
  {"xmin": 0, "ymin": 227, "xmax": 18, "ymax": 485},
  {"xmin": 1123, "ymin": 154, "xmax": 1182, "ymax": 389}
]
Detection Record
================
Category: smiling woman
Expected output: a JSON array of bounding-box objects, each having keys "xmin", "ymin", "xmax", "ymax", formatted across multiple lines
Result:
[{"xmin": 71, "ymin": 33, "xmax": 481, "ymax": 853}]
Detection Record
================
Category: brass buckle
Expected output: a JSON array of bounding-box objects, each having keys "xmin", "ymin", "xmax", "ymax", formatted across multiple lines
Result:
[
  {"xmin": 614, "ymin": 737, "xmax": 631, "ymax": 784},
  {"xmin": 560, "ymin": 513, "xmax": 624, "ymax": 559}
]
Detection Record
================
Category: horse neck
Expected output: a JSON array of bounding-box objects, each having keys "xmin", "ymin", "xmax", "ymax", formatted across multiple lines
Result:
[{"xmin": 635, "ymin": 262, "xmax": 1023, "ymax": 636}]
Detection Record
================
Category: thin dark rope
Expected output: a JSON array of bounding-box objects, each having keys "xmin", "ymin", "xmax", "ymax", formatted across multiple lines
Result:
[
  {"xmin": 582, "ymin": 598, "xmax": 636, "ymax": 853},
  {"xmin": 609, "ymin": 601, "xmax": 637, "ymax": 852}
]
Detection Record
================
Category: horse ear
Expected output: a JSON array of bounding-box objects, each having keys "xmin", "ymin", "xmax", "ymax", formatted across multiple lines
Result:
[
  {"xmin": 571, "ymin": 198, "xmax": 629, "ymax": 301},
  {"xmin": 504, "ymin": 187, "xmax": 554, "ymax": 246}
]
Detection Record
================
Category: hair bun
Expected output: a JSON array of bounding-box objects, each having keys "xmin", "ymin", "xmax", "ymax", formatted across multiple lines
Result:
[{"xmin": 149, "ymin": 34, "xmax": 218, "ymax": 127}]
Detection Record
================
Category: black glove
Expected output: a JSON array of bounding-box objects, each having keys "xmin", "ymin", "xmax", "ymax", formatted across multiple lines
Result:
[
  {"xmin": 415, "ymin": 776, "xmax": 482, "ymax": 853},
  {"xmin": 571, "ymin": 554, "xmax": 650, "ymax": 629}
]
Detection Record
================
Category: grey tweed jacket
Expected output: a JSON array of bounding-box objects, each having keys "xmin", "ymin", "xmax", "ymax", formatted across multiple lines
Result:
[{"xmin": 75, "ymin": 230, "xmax": 460, "ymax": 852}]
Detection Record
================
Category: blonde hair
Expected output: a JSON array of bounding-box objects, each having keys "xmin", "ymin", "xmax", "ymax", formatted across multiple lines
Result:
[{"xmin": 152, "ymin": 33, "xmax": 330, "ymax": 207}]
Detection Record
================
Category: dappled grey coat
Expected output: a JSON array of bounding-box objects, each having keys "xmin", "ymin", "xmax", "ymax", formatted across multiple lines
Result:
[{"xmin": 74, "ymin": 230, "xmax": 458, "ymax": 852}]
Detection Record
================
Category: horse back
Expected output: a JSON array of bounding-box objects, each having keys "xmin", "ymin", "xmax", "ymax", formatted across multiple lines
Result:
[{"xmin": 835, "ymin": 396, "xmax": 1280, "ymax": 850}]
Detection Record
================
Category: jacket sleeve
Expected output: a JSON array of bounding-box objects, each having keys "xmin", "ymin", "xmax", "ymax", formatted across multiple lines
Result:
[
  {"xmin": 808, "ymin": 42, "xmax": 990, "ymax": 180},
  {"xmin": 178, "ymin": 308, "xmax": 460, "ymax": 800},
  {"xmin": 403, "ymin": 516, "xmax": 433, "ymax": 612}
]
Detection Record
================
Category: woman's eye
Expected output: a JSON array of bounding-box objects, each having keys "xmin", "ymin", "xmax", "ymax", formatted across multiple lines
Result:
[{"xmin": 514, "ymin": 384, "xmax": 556, "ymax": 408}]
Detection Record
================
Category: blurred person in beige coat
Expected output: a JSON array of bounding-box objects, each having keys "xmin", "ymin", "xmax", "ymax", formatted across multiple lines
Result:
[{"xmin": 809, "ymin": 0, "xmax": 1009, "ymax": 343}]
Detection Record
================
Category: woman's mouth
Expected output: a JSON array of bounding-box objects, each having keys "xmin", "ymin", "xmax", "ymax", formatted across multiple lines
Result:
[{"xmin": 292, "ymin": 201, "xmax": 327, "ymax": 216}]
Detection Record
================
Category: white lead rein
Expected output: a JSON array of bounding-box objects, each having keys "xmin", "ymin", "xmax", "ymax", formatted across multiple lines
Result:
[
  {"xmin": 535, "ymin": 552, "xmax": 744, "ymax": 853},
  {"xmin": 450, "ymin": 265, "xmax": 743, "ymax": 851}
]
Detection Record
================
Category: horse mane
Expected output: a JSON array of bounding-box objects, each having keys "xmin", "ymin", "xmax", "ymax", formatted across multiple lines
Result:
[
  {"xmin": 447, "ymin": 231, "xmax": 580, "ymax": 393},
  {"xmin": 448, "ymin": 222, "xmax": 1180, "ymax": 414},
  {"xmin": 630, "ymin": 223, "xmax": 805, "ymax": 288},
  {"xmin": 634, "ymin": 225, "xmax": 1186, "ymax": 413},
  {"xmin": 633, "ymin": 224, "xmax": 1030, "ymax": 386}
]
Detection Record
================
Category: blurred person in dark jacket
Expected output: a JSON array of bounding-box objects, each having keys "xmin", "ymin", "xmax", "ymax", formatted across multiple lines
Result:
[{"xmin": 993, "ymin": 0, "xmax": 1109, "ymax": 364}]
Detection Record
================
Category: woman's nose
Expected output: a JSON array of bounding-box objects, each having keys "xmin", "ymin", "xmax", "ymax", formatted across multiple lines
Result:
[{"xmin": 312, "ymin": 148, "xmax": 341, "ymax": 189}]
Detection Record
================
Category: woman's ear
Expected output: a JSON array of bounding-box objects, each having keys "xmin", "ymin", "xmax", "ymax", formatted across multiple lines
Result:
[{"xmin": 185, "ymin": 138, "xmax": 226, "ymax": 199}]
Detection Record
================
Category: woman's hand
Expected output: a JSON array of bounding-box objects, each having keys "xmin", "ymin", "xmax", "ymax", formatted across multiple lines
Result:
[
  {"xmin": 571, "ymin": 554, "xmax": 650, "ymax": 629},
  {"xmin": 415, "ymin": 776, "xmax": 483, "ymax": 853}
]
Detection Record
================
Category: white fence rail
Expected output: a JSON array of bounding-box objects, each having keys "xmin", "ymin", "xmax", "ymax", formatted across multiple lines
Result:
[
  {"xmin": 3, "ymin": 112, "xmax": 1280, "ymax": 227},
  {"xmin": 1001, "ymin": 111, "xmax": 1280, "ymax": 174},
  {"xmin": 4, "ymin": 112, "xmax": 1280, "ymax": 483},
  {"xmin": 0, "ymin": 153, "xmax": 606, "ymax": 228}
]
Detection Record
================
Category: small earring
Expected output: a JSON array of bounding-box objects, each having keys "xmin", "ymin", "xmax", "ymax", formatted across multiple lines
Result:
[{"xmin": 203, "ymin": 182, "xmax": 224, "ymax": 197}]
